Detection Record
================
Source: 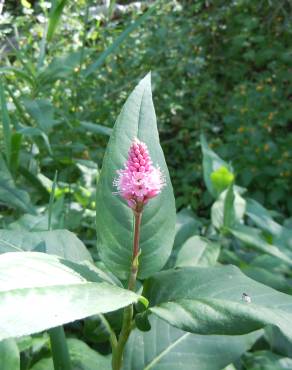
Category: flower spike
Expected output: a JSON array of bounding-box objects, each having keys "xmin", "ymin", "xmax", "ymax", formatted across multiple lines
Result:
[{"xmin": 113, "ymin": 139, "xmax": 165, "ymax": 210}]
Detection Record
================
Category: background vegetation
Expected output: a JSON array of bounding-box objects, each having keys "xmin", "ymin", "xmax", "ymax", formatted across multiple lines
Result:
[{"xmin": 0, "ymin": 0, "xmax": 292, "ymax": 369}]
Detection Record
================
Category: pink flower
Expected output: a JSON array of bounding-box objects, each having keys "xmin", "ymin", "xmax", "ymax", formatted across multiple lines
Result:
[{"xmin": 113, "ymin": 139, "xmax": 165, "ymax": 210}]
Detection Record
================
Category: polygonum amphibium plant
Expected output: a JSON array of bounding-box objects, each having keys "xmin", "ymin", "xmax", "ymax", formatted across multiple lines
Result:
[{"xmin": 1, "ymin": 74, "xmax": 292, "ymax": 370}]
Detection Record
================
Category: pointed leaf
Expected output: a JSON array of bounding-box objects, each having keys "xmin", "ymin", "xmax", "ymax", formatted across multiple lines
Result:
[
  {"xmin": 123, "ymin": 316, "xmax": 261, "ymax": 370},
  {"xmin": 200, "ymin": 134, "xmax": 231, "ymax": 197},
  {"xmin": 0, "ymin": 229, "xmax": 92, "ymax": 262},
  {"xmin": 0, "ymin": 156, "xmax": 36, "ymax": 214},
  {"xmin": 229, "ymin": 224, "xmax": 292, "ymax": 266},
  {"xmin": 143, "ymin": 266, "xmax": 292, "ymax": 340},
  {"xmin": 96, "ymin": 74, "xmax": 176, "ymax": 279},
  {"xmin": 211, "ymin": 186, "xmax": 246, "ymax": 230},
  {"xmin": 174, "ymin": 236, "xmax": 220, "ymax": 268},
  {"xmin": 0, "ymin": 252, "xmax": 138, "ymax": 341},
  {"xmin": 31, "ymin": 338, "xmax": 111, "ymax": 370}
]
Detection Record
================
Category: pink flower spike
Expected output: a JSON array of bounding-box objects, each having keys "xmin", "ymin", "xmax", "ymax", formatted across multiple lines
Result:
[{"xmin": 113, "ymin": 139, "xmax": 166, "ymax": 210}]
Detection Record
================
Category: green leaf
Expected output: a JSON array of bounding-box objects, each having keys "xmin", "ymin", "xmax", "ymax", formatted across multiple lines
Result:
[
  {"xmin": 0, "ymin": 156, "xmax": 36, "ymax": 214},
  {"xmin": 31, "ymin": 338, "xmax": 111, "ymax": 370},
  {"xmin": 23, "ymin": 99, "xmax": 57, "ymax": 133},
  {"xmin": 246, "ymin": 198, "xmax": 282, "ymax": 236},
  {"xmin": 30, "ymin": 358, "xmax": 53, "ymax": 370},
  {"xmin": 37, "ymin": 51, "xmax": 84, "ymax": 89},
  {"xmin": 143, "ymin": 265, "xmax": 292, "ymax": 340},
  {"xmin": 10, "ymin": 133, "xmax": 22, "ymax": 175},
  {"xmin": 0, "ymin": 67, "xmax": 35, "ymax": 86},
  {"xmin": 242, "ymin": 350, "xmax": 292, "ymax": 370},
  {"xmin": 0, "ymin": 339, "xmax": 20, "ymax": 370},
  {"xmin": 8, "ymin": 198, "xmax": 63, "ymax": 231},
  {"xmin": 174, "ymin": 236, "xmax": 220, "ymax": 268},
  {"xmin": 123, "ymin": 316, "xmax": 261, "ymax": 370},
  {"xmin": 96, "ymin": 74, "xmax": 176, "ymax": 280},
  {"xmin": 83, "ymin": 4, "xmax": 158, "ymax": 78},
  {"xmin": 166, "ymin": 208, "xmax": 202, "ymax": 269},
  {"xmin": 229, "ymin": 224, "xmax": 292, "ymax": 266},
  {"xmin": 0, "ymin": 229, "xmax": 92, "ymax": 263},
  {"xmin": 242, "ymin": 266, "xmax": 292, "ymax": 294},
  {"xmin": 246, "ymin": 199, "xmax": 292, "ymax": 250},
  {"xmin": 0, "ymin": 252, "xmax": 139, "ymax": 341},
  {"xmin": 47, "ymin": 0, "xmax": 69, "ymax": 42},
  {"xmin": 200, "ymin": 134, "xmax": 231, "ymax": 197},
  {"xmin": 211, "ymin": 185, "xmax": 246, "ymax": 230},
  {"xmin": 79, "ymin": 121, "xmax": 113, "ymax": 136},
  {"xmin": 0, "ymin": 79, "xmax": 11, "ymax": 167},
  {"xmin": 265, "ymin": 326, "xmax": 292, "ymax": 358}
]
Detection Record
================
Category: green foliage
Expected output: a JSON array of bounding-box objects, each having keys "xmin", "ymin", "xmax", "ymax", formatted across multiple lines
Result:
[
  {"xmin": 144, "ymin": 265, "xmax": 292, "ymax": 339},
  {"xmin": 124, "ymin": 316, "xmax": 261, "ymax": 370},
  {"xmin": 96, "ymin": 74, "xmax": 176, "ymax": 280},
  {"xmin": 0, "ymin": 252, "xmax": 139, "ymax": 341},
  {"xmin": 0, "ymin": 2, "xmax": 292, "ymax": 369},
  {"xmin": 0, "ymin": 339, "xmax": 20, "ymax": 370}
]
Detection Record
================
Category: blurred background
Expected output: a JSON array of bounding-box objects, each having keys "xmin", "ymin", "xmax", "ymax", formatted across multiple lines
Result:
[{"xmin": 0, "ymin": 0, "xmax": 291, "ymax": 225}]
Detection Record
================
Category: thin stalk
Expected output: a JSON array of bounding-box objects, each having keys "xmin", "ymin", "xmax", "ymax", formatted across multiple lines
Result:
[
  {"xmin": 49, "ymin": 326, "xmax": 72, "ymax": 370},
  {"xmin": 99, "ymin": 314, "xmax": 118, "ymax": 350},
  {"xmin": 112, "ymin": 210, "xmax": 142, "ymax": 370},
  {"xmin": 47, "ymin": 172, "xmax": 72, "ymax": 370}
]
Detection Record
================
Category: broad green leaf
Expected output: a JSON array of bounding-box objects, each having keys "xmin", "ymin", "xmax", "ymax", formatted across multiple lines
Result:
[
  {"xmin": 242, "ymin": 350, "xmax": 292, "ymax": 370},
  {"xmin": 31, "ymin": 338, "xmax": 111, "ymax": 370},
  {"xmin": 242, "ymin": 266, "xmax": 292, "ymax": 295},
  {"xmin": 0, "ymin": 229, "xmax": 92, "ymax": 263},
  {"xmin": 0, "ymin": 339, "xmax": 20, "ymax": 370},
  {"xmin": 30, "ymin": 359, "xmax": 53, "ymax": 370},
  {"xmin": 67, "ymin": 338, "xmax": 111, "ymax": 370},
  {"xmin": 143, "ymin": 265, "xmax": 292, "ymax": 340},
  {"xmin": 246, "ymin": 198, "xmax": 292, "ymax": 250},
  {"xmin": 229, "ymin": 224, "xmax": 292, "ymax": 267},
  {"xmin": 166, "ymin": 208, "xmax": 201, "ymax": 269},
  {"xmin": 123, "ymin": 316, "xmax": 261, "ymax": 370},
  {"xmin": 246, "ymin": 198, "xmax": 282, "ymax": 236},
  {"xmin": 174, "ymin": 236, "xmax": 220, "ymax": 268},
  {"xmin": 0, "ymin": 252, "xmax": 139, "ymax": 341},
  {"xmin": 0, "ymin": 156, "xmax": 36, "ymax": 214},
  {"xmin": 211, "ymin": 185, "xmax": 246, "ymax": 230},
  {"xmin": 96, "ymin": 74, "xmax": 176, "ymax": 279},
  {"xmin": 200, "ymin": 134, "xmax": 231, "ymax": 197},
  {"xmin": 174, "ymin": 209, "xmax": 202, "ymax": 249},
  {"xmin": 265, "ymin": 326, "xmax": 292, "ymax": 358}
]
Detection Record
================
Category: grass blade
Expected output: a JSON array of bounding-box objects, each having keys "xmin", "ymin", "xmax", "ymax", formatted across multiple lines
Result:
[
  {"xmin": 47, "ymin": 0, "xmax": 69, "ymax": 42},
  {"xmin": 0, "ymin": 79, "xmax": 11, "ymax": 168},
  {"xmin": 83, "ymin": 1, "xmax": 159, "ymax": 78}
]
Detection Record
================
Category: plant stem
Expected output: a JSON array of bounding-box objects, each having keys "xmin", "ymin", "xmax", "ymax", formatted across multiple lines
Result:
[
  {"xmin": 99, "ymin": 314, "xmax": 118, "ymax": 350},
  {"xmin": 49, "ymin": 326, "xmax": 72, "ymax": 370},
  {"xmin": 112, "ymin": 210, "xmax": 142, "ymax": 370},
  {"xmin": 47, "ymin": 179, "xmax": 71, "ymax": 370}
]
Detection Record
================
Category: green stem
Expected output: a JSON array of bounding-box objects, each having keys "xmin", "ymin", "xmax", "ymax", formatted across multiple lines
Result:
[
  {"xmin": 99, "ymin": 314, "xmax": 118, "ymax": 350},
  {"xmin": 47, "ymin": 180, "xmax": 71, "ymax": 370},
  {"xmin": 112, "ymin": 210, "xmax": 142, "ymax": 370},
  {"xmin": 49, "ymin": 326, "xmax": 72, "ymax": 370}
]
